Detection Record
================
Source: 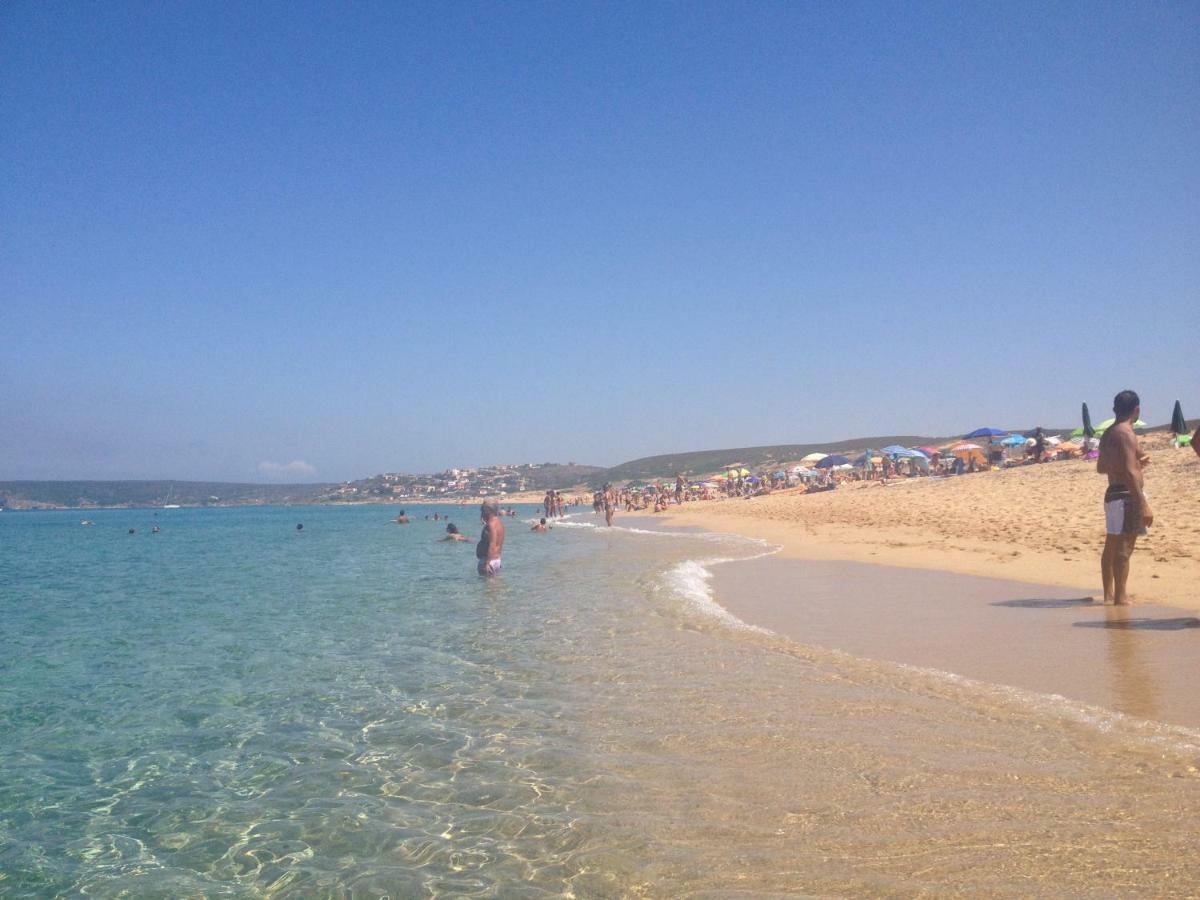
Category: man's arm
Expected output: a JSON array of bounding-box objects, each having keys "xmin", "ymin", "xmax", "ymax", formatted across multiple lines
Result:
[
  {"xmin": 487, "ymin": 524, "xmax": 503, "ymax": 559},
  {"xmin": 1194, "ymin": 425, "xmax": 1200, "ymax": 460}
]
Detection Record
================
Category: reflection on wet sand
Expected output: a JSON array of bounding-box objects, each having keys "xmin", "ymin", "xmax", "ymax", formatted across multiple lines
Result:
[
  {"xmin": 708, "ymin": 557, "xmax": 1200, "ymax": 729},
  {"xmin": 1101, "ymin": 605, "xmax": 1161, "ymax": 723}
]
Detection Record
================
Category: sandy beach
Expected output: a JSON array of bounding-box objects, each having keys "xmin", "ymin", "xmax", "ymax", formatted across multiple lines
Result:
[{"xmin": 662, "ymin": 432, "xmax": 1199, "ymax": 612}]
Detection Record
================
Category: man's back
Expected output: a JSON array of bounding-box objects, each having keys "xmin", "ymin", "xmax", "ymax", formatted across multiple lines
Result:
[{"xmin": 1097, "ymin": 422, "xmax": 1139, "ymax": 487}]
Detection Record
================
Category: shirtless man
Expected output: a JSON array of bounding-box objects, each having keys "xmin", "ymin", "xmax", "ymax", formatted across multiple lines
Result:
[
  {"xmin": 395, "ymin": 510, "xmax": 409, "ymax": 524},
  {"xmin": 531, "ymin": 517, "xmax": 550, "ymax": 532},
  {"xmin": 602, "ymin": 483, "xmax": 616, "ymax": 527},
  {"xmin": 476, "ymin": 501, "xmax": 505, "ymax": 576},
  {"xmin": 1097, "ymin": 390, "xmax": 1153, "ymax": 605}
]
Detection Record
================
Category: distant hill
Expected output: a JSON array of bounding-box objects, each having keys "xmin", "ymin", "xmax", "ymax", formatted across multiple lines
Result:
[
  {"xmin": 3, "ymin": 426, "xmax": 1097, "ymax": 506},
  {"xmin": 595, "ymin": 427, "xmax": 1074, "ymax": 484},
  {"xmin": 520, "ymin": 463, "xmax": 606, "ymax": 489},
  {"xmin": 0, "ymin": 480, "xmax": 333, "ymax": 509}
]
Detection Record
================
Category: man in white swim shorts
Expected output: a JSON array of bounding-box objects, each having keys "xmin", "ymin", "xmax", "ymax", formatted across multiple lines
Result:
[
  {"xmin": 1096, "ymin": 389, "xmax": 1153, "ymax": 605},
  {"xmin": 475, "ymin": 500, "xmax": 505, "ymax": 577}
]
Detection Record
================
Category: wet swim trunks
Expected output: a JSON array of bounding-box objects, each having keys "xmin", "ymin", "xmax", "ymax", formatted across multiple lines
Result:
[
  {"xmin": 477, "ymin": 558, "xmax": 502, "ymax": 577},
  {"xmin": 1104, "ymin": 485, "xmax": 1144, "ymax": 536}
]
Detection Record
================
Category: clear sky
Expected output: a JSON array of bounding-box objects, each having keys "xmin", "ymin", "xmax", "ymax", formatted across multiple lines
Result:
[{"xmin": 2, "ymin": 1, "xmax": 1197, "ymax": 482}]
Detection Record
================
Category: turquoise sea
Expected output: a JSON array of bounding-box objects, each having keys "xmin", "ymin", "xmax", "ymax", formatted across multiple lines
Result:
[{"xmin": 3, "ymin": 504, "xmax": 1200, "ymax": 896}]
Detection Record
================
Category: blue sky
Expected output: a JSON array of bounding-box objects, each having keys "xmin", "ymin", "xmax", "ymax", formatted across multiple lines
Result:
[{"xmin": 2, "ymin": 1, "xmax": 1197, "ymax": 482}]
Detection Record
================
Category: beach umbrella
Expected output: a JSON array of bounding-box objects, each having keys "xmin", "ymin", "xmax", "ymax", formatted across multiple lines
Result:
[
  {"xmin": 1081, "ymin": 402, "xmax": 1095, "ymax": 439},
  {"xmin": 880, "ymin": 444, "xmax": 908, "ymax": 455},
  {"xmin": 1001, "ymin": 434, "xmax": 1027, "ymax": 446},
  {"xmin": 964, "ymin": 427, "xmax": 1008, "ymax": 439},
  {"xmin": 916, "ymin": 446, "xmax": 941, "ymax": 457},
  {"xmin": 800, "ymin": 452, "xmax": 827, "ymax": 464},
  {"xmin": 738, "ymin": 467, "xmax": 750, "ymax": 477},
  {"xmin": 815, "ymin": 454, "xmax": 850, "ymax": 468},
  {"xmin": 1171, "ymin": 400, "xmax": 1188, "ymax": 435},
  {"xmin": 1094, "ymin": 417, "xmax": 1148, "ymax": 436},
  {"xmin": 950, "ymin": 442, "xmax": 982, "ymax": 451}
]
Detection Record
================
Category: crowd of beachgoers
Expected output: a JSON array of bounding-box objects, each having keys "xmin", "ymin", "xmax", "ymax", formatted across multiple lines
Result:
[{"xmin": 601, "ymin": 420, "xmax": 1195, "ymax": 512}]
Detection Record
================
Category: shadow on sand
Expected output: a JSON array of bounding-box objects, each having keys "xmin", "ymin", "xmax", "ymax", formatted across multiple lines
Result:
[
  {"xmin": 992, "ymin": 598, "xmax": 1097, "ymax": 609},
  {"xmin": 1074, "ymin": 617, "xmax": 1200, "ymax": 631}
]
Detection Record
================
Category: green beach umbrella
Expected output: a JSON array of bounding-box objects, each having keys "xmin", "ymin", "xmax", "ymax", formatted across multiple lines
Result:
[
  {"xmin": 1081, "ymin": 402, "xmax": 1095, "ymax": 439},
  {"xmin": 1171, "ymin": 399, "xmax": 1188, "ymax": 435},
  {"xmin": 1094, "ymin": 417, "xmax": 1148, "ymax": 436}
]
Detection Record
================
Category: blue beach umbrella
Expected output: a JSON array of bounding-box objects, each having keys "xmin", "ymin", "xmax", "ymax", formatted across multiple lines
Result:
[
  {"xmin": 815, "ymin": 454, "xmax": 851, "ymax": 468},
  {"xmin": 964, "ymin": 427, "xmax": 1008, "ymax": 439},
  {"xmin": 1001, "ymin": 434, "xmax": 1027, "ymax": 446},
  {"xmin": 879, "ymin": 445, "xmax": 908, "ymax": 455}
]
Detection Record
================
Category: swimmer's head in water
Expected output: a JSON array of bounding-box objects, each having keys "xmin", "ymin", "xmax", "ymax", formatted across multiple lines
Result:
[
  {"xmin": 1113, "ymin": 389, "xmax": 1139, "ymax": 420},
  {"xmin": 540, "ymin": 518, "xmax": 547, "ymax": 525},
  {"xmin": 446, "ymin": 523, "xmax": 458, "ymax": 534}
]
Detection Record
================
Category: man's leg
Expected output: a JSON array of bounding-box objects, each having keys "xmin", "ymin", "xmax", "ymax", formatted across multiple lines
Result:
[
  {"xmin": 1101, "ymin": 535, "xmax": 1118, "ymax": 604},
  {"xmin": 1112, "ymin": 535, "xmax": 1138, "ymax": 605}
]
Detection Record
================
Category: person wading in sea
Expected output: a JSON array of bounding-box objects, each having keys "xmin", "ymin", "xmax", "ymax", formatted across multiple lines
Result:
[
  {"xmin": 1097, "ymin": 389, "xmax": 1153, "ymax": 605},
  {"xmin": 476, "ymin": 501, "xmax": 505, "ymax": 576}
]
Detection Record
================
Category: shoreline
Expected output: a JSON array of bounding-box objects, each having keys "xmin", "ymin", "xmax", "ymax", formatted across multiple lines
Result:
[
  {"xmin": 704, "ymin": 553, "xmax": 1200, "ymax": 730},
  {"xmin": 657, "ymin": 432, "xmax": 1199, "ymax": 614}
]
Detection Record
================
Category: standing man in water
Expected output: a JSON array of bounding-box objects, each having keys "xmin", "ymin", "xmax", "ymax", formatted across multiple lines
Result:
[
  {"xmin": 1097, "ymin": 389, "xmax": 1152, "ymax": 605},
  {"xmin": 476, "ymin": 500, "xmax": 505, "ymax": 576},
  {"xmin": 602, "ymin": 483, "xmax": 616, "ymax": 527}
]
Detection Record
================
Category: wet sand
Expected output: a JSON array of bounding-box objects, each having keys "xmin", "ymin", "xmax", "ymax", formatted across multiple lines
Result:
[
  {"xmin": 662, "ymin": 431, "xmax": 1200, "ymax": 612},
  {"xmin": 711, "ymin": 556, "xmax": 1200, "ymax": 729}
]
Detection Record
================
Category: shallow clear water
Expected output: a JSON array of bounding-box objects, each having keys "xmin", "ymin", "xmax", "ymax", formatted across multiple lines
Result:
[{"xmin": 2, "ymin": 505, "xmax": 1198, "ymax": 896}]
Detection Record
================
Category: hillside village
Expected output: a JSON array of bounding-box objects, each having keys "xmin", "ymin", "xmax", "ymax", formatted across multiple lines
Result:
[{"xmin": 315, "ymin": 462, "xmax": 604, "ymax": 503}]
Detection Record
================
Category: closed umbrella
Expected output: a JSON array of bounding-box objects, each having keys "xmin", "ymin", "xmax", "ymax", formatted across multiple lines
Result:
[
  {"xmin": 1082, "ymin": 402, "xmax": 1095, "ymax": 439},
  {"xmin": 1171, "ymin": 400, "xmax": 1188, "ymax": 435}
]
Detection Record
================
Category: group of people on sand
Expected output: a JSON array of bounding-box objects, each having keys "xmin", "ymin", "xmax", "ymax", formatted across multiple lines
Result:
[{"xmin": 389, "ymin": 388, "xmax": 1196, "ymax": 597}]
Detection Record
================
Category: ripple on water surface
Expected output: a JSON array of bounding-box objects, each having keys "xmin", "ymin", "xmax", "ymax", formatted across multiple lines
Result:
[{"xmin": 2, "ymin": 505, "xmax": 1199, "ymax": 895}]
